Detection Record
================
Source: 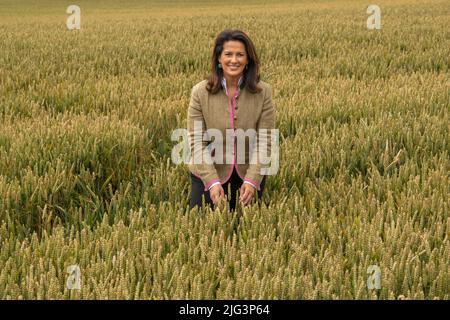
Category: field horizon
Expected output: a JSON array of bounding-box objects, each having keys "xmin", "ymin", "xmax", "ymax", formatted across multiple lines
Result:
[{"xmin": 0, "ymin": 0, "xmax": 448, "ymax": 299}]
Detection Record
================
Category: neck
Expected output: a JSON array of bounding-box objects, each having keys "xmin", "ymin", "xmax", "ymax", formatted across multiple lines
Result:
[{"xmin": 223, "ymin": 74, "xmax": 242, "ymax": 89}]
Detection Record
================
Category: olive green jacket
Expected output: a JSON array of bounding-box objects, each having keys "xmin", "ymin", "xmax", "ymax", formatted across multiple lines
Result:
[{"xmin": 187, "ymin": 78, "xmax": 276, "ymax": 191}]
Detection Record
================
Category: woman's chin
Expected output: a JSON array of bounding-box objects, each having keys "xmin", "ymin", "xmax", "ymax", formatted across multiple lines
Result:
[{"xmin": 224, "ymin": 70, "xmax": 243, "ymax": 76}]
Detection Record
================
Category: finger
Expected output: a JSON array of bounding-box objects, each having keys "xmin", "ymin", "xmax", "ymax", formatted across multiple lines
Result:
[
  {"xmin": 246, "ymin": 194, "xmax": 255, "ymax": 205},
  {"xmin": 244, "ymin": 194, "xmax": 254, "ymax": 206},
  {"xmin": 239, "ymin": 188, "xmax": 245, "ymax": 201},
  {"xmin": 244, "ymin": 188, "xmax": 253, "ymax": 203},
  {"xmin": 239, "ymin": 185, "xmax": 247, "ymax": 199},
  {"xmin": 243, "ymin": 188, "xmax": 255, "ymax": 205},
  {"xmin": 212, "ymin": 192, "xmax": 220, "ymax": 204},
  {"xmin": 240, "ymin": 190, "xmax": 250, "ymax": 205},
  {"xmin": 239, "ymin": 186, "xmax": 248, "ymax": 201},
  {"xmin": 242, "ymin": 192, "xmax": 252, "ymax": 205}
]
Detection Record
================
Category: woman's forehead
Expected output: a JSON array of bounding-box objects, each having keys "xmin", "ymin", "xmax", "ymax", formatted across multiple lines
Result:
[{"xmin": 223, "ymin": 41, "xmax": 246, "ymax": 51}]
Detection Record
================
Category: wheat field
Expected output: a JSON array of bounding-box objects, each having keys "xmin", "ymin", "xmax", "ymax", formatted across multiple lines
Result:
[{"xmin": 0, "ymin": 0, "xmax": 448, "ymax": 299}]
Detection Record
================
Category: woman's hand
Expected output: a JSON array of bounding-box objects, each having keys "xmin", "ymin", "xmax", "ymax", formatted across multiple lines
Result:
[
  {"xmin": 239, "ymin": 183, "xmax": 256, "ymax": 206},
  {"xmin": 209, "ymin": 184, "xmax": 225, "ymax": 205}
]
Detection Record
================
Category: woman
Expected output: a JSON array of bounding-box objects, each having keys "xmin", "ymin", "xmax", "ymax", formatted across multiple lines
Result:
[{"xmin": 187, "ymin": 29, "xmax": 276, "ymax": 211}]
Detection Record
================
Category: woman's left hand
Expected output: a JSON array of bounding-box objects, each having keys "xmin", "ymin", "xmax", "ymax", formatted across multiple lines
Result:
[{"xmin": 239, "ymin": 183, "xmax": 256, "ymax": 206}]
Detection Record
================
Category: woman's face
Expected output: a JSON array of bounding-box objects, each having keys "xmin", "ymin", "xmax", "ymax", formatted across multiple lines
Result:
[{"xmin": 218, "ymin": 40, "xmax": 249, "ymax": 79}]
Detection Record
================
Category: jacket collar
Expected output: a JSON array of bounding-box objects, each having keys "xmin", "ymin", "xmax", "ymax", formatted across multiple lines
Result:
[{"xmin": 221, "ymin": 75, "xmax": 243, "ymax": 96}]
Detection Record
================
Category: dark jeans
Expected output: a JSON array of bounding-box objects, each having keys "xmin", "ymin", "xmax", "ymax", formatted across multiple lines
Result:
[{"xmin": 189, "ymin": 168, "xmax": 266, "ymax": 211}]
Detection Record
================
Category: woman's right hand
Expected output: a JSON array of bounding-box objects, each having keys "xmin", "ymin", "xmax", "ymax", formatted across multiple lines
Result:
[{"xmin": 209, "ymin": 184, "xmax": 225, "ymax": 204}]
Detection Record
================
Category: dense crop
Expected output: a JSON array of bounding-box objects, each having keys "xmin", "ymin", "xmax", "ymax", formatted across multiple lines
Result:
[{"xmin": 0, "ymin": 0, "xmax": 448, "ymax": 299}]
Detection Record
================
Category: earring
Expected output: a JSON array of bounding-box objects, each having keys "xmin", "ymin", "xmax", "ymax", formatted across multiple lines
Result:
[
  {"xmin": 218, "ymin": 63, "xmax": 222, "ymax": 69},
  {"xmin": 245, "ymin": 65, "xmax": 248, "ymax": 69}
]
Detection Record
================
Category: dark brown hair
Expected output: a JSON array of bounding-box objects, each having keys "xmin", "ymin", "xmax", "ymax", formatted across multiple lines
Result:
[{"xmin": 206, "ymin": 29, "xmax": 262, "ymax": 94}]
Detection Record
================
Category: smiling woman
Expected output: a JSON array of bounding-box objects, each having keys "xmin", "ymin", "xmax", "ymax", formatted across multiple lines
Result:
[
  {"xmin": 205, "ymin": 29, "xmax": 263, "ymax": 95},
  {"xmin": 187, "ymin": 29, "xmax": 276, "ymax": 211}
]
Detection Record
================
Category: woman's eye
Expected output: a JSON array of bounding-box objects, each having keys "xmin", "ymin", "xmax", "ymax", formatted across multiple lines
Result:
[{"xmin": 224, "ymin": 53, "xmax": 244, "ymax": 57}]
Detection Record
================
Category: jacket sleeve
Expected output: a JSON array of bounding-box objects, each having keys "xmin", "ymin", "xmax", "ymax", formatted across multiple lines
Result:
[
  {"xmin": 244, "ymin": 84, "xmax": 276, "ymax": 190},
  {"xmin": 187, "ymin": 85, "xmax": 221, "ymax": 191}
]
